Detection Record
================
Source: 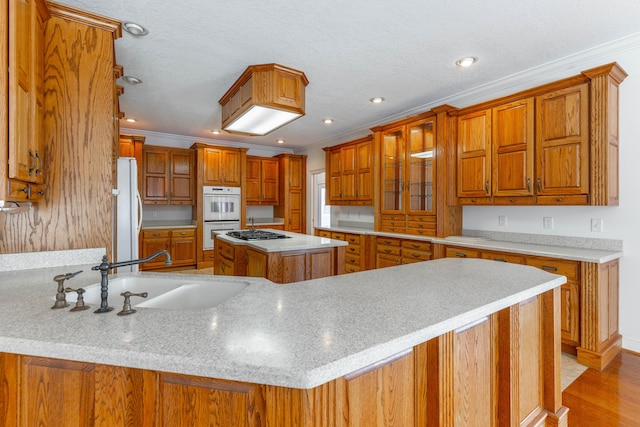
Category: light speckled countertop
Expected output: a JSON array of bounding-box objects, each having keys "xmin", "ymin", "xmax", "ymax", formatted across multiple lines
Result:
[
  {"xmin": 217, "ymin": 229, "xmax": 347, "ymax": 253},
  {"xmin": 0, "ymin": 257, "xmax": 564, "ymax": 389},
  {"xmin": 141, "ymin": 220, "xmax": 196, "ymax": 229},
  {"xmin": 314, "ymin": 226, "xmax": 622, "ymax": 264}
]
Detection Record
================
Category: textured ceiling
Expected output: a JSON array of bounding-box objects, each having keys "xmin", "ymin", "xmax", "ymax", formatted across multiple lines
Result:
[{"xmin": 55, "ymin": 0, "xmax": 640, "ymax": 150}]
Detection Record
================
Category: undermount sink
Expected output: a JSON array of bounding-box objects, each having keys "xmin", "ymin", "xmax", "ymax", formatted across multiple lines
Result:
[{"xmin": 64, "ymin": 276, "xmax": 249, "ymax": 310}]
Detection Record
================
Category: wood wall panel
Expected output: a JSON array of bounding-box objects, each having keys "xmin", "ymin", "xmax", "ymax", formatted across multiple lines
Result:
[
  {"xmin": 0, "ymin": 9, "xmax": 119, "ymax": 256},
  {"xmin": 0, "ymin": 352, "xmax": 18, "ymax": 427}
]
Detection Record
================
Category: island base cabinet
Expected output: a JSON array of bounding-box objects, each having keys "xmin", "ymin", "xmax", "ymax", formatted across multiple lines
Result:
[{"xmin": 0, "ymin": 289, "xmax": 568, "ymax": 427}]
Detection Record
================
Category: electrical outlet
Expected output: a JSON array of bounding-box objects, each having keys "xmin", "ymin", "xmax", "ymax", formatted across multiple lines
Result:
[
  {"xmin": 591, "ymin": 218, "xmax": 604, "ymax": 232},
  {"xmin": 152, "ymin": 210, "xmax": 158, "ymax": 218},
  {"xmin": 543, "ymin": 217, "xmax": 553, "ymax": 229},
  {"xmin": 498, "ymin": 215, "xmax": 507, "ymax": 227}
]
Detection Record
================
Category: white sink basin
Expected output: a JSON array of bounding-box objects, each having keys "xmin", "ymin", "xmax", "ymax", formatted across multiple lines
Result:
[
  {"xmin": 136, "ymin": 281, "xmax": 249, "ymax": 310},
  {"xmin": 64, "ymin": 276, "xmax": 248, "ymax": 310}
]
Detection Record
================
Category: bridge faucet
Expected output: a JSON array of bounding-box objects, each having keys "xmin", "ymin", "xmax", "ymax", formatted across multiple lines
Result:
[{"xmin": 91, "ymin": 250, "xmax": 172, "ymax": 313}]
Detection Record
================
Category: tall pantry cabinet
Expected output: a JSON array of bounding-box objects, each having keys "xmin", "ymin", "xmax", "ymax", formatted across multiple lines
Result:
[{"xmin": 274, "ymin": 153, "xmax": 306, "ymax": 233}]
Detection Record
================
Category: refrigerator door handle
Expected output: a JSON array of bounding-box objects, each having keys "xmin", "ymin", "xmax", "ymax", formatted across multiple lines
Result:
[{"xmin": 136, "ymin": 190, "xmax": 143, "ymax": 232}]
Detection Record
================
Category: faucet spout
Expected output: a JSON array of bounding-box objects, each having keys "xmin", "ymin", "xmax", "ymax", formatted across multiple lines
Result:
[{"xmin": 91, "ymin": 250, "xmax": 172, "ymax": 313}]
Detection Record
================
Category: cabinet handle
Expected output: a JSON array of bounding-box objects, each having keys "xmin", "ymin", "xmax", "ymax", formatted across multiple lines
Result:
[
  {"xmin": 28, "ymin": 150, "xmax": 36, "ymax": 176},
  {"xmin": 455, "ymin": 253, "xmax": 467, "ymax": 257},
  {"xmin": 537, "ymin": 178, "xmax": 542, "ymax": 192},
  {"xmin": 527, "ymin": 178, "xmax": 531, "ymax": 192},
  {"xmin": 384, "ymin": 249, "xmax": 392, "ymax": 253},
  {"xmin": 180, "ymin": 231, "xmax": 187, "ymax": 235},
  {"xmin": 152, "ymin": 233, "xmax": 160, "ymax": 237},
  {"xmin": 349, "ymin": 258, "xmax": 356, "ymax": 262},
  {"xmin": 19, "ymin": 185, "xmax": 32, "ymax": 199},
  {"xmin": 494, "ymin": 258, "xmax": 507, "ymax": 263},
  {"xmin": 541, "ymin": 265, "xmax": 558, "ymax": 272},
  {"xmin": 411, "ymin": 243, "xmax": 420, "ymax": 248},
  {"xmin": 35, "ymin": 151, "xmax": 42, "ymax": 176},
  {"xmin": 485, "ymin": 181, "xmax": 489, "ymax": 194},
  {"xmin": 509, "ymin": 198, "xmax": 515, "ymax": 203},
  {"xmin": 411, "ymin": 253, "xmax": 421, "ymax": 258},
  {"xmin": 556, "ymin": 197, "xmax": 563, "ymax": 202}
]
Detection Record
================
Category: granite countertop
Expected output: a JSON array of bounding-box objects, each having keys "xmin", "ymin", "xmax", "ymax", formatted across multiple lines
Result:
[
  {"xmin": 314, "ymin": 226, "xmax": 622, "ymax": 264},
  {"xmin": 217, "ymin": 229, "xmax": 347, "ymax": 253},
  {"xmin": 246, "ymin": 217, "xmax": 285, "ymax": 225},
  {"xmin": 141, "ymin": 220, "xmax": 196, "ymax": 229},
  {"xmin": 0, "ymin": 257, "xmax": 564, "ymax": 389}
]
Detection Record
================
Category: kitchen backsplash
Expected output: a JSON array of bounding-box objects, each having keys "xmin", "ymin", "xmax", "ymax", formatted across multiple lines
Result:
[{"xmin": 141, "ymin": 205, "xmax": 193, "ymax": 222}]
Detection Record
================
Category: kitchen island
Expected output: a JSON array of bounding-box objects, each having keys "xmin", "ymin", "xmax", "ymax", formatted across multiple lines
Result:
[
  {"xmin": 0, "ymin": 250, "xmax": 568, "ymax": 426},
  {"xmin": 214, "ymin": 229, "xmax": 348, "ymax": 283}
]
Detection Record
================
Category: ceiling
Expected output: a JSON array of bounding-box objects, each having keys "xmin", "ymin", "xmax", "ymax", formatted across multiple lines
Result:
[{"xmin": 55, "ymin": 0, "xmax": 640, "ymax": 150}]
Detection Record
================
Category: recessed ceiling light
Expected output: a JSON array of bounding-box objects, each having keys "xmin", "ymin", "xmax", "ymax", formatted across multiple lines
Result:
[
  {"xmin": 455, "ymin": 57, "xmax": 477, "ymax": 68},
  {"xmin": 122, "ymin": 21, "xmax": 149, "ymax": 37},
  {"xmin": 369, "ymin": 97, "xmax": 385, "ymax": 104},
  {"xmin": 323, "ymin": 118, "xmax": 334, "ymax": 124},
  {"xmin": 125, "ymin": 118, "xmax": 137, "ymax": 123},
  {"xmin": 277, "ymin": 139, "xmax": 285, "ymax": 144},
  {"xmin": 122, "ymin": 75, "xmax": 143, "ymax": 85},
  {"xmin": 211, "ymin": 130, "xmax": 220, "ymax": 135}
]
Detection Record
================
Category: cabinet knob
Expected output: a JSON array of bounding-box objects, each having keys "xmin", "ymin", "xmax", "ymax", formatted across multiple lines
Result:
[
  {"xmin": 455, "ymin": 253, "xmax": 467, "ymax": 257},
  {"xmin": 527, "ymin": 178, "xmax": 531, "ymax": 192}
]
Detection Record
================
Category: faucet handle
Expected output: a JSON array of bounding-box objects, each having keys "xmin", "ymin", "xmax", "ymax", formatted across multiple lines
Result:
[
  {"xmin": 65, "ymin": 287, "xmax": 91, "ymax": 312},
  {"xmin": 117, "ymin": 291, "xmax": 148, "ymax": 316},
  {"xmin": 51, "ymin": 270, "xmax": 83, "ymax": 309}
]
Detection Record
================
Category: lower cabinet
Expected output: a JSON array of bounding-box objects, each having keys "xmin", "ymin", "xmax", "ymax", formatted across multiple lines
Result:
[
  {"xmin": 140, "ymin": 228, "xmax": 197, "ymax": 271},
  {"xmin": 375, "ymin": 236, "xmax": 432, "ymax": 268},
  {"xmin": 0, "ymin": 288, "xmax": 567, "ymax": 426},
  {"xmin": 315, "ymin": 230, "xmax": 372, "ymax": 273}
]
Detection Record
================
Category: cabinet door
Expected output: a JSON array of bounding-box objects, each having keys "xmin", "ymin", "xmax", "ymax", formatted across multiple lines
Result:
[
  {"xmin": 381, "ymin": 127, "xmax": 405, "ymax": 214},
  {"xmin": 245, "ymin": 157, "xmax": 261, "ymax": 204},
  {"xmin": 142, "ymin": 149, "xmax": 169, "ymax": 204},
  {"xmin": 407, "ymin": 119, "xmax": 435, "ymax": 214},
  {"xmin": 340, "ymin": 144, "xmax": 357, "ymax": 201},
  {"xmin": 328, "ymin": 148, "xmax": 342, "ymax": 202},
  {"xmin": 171, "ymin": 229, "xmax": 196, "ymax": 266},
  {"xmin": 457, "ymin": 109, "xmax": 491, "ymax": 198},
  {"xmin": 356, "ymin": 140, "xmax": 373, "ymax": 203},
  {"xmin": 492, "ymin": 98, "xmax": 534, "ymax": 198},
  {"xmin": 287, "ymin": 190, "xmax": 303, "ymax": 233},
  {"xmin": 261, "ymin": 158, "xmax": 279, "ymax": 205},
  {"xmin": 222, "ymin": 149, "xmax": 241, "ymax": 186},
  {"xmin": 203, "ymin": 148, "xmax": 221, "ymax": 185},
  {"xmin": 536, "ymin": 83, "xmax": 589, "ymax": 200},
  {"xmin": 169, "ymin": 150, "xmax": 194, "ymax": 204},
  {"xmin": 140, "ymin": 230, "xmax": 170, "ymax": 270},
  {"xmin": 288, "ymin": 155, "xmax": 303, "ymax": 190}
]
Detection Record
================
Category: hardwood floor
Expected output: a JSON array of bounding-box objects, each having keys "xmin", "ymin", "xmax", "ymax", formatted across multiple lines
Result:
[{"xmin": 562, "ymin": 350, "xmax": 640, "ymax": 426}]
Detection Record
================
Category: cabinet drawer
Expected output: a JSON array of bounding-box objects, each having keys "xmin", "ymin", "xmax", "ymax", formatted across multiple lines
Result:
[
  {"xmin": 171, "ymin": 229, "xmax": 195, "ymax": 238},
  {"xmin": 316, "ymin": 230, "xmax": 332, "ymax": 238},
  {"xmin": 202, "ymin": 250, "xmax": 216, "ymax": 261},
  {"xmin": 401, "ymin": 249, "xmax": 431, "ymax": 262},
  {"xmin": 217, "ymin": 239, "xmax": 235, "ymax": 260},
  {"xmin": 380, "ymin": 225, "xmax": 407, "ymax": 234},
  {"xmin": 142, "ymin": 230, "xmax": 170, "ymax": 239},
  {"xmin": 401, "ymin": 240, "xmax": 432, "ymax": 252},
  {"xmin": 345, "ymin": 233, "xmax": 360, "ymax": 244},
  {"xmin": 345, "ymin": 264, "xmax": 361, "ymax": 273},
  {"xmin": 346, "ymin": 245, "xmax": 361, "ymax": 255},
  {"xmin": 377, "ymin": 244, "xmax": 401, "ymax": 256},
  {"xmin": 380, "ymin": 214, "xmax": 405, "ymax": 221},
  {"xmin": 377, "ymin": 237, "xmax": 401, "ymax": 247},
  {"xmin": 445, "ymin": 247, "xmax": 480, "ymax": 258},
  {"xmin": 525, "ymin": 257, "xmax": 579, "ymax": 280},
  {"xmin": 480, "ymin": 251, "xmax": 524, "ymax": 264},
  {"xmin": 331, "ymin": 232, "xmax": 345, "ymax": 240},
  {"xmin": 346, "ymin": 254, "xmax": 360, "ymax": 266}
]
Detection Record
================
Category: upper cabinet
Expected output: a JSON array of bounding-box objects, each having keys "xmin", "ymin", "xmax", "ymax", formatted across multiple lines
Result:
[
  {"xmin": 142, "ymin": 145, "xmax": 195, "ymax": 205},
  {"xmin": 246, "ymin": 155, "xmax": 279, "ymax": 205},
  {"xmin": 324, "ymin": 135, "xmax": 373, "ymax": 205},
  {"xmin": 2, "ymin": 0, "xmax": 49, "ymax": 202},
  {"xmin": 192, "ymin": 144, "xmax": 244, "ymax": 187},
  {"xmin": 456, "ymin": 63, "xmax": 626, "ymax": 206},
  {"xmin": 372, "ymin": 107, "xmax": 462, "ymax": 238},
  {"xmin": 274, "ymin": 153, "xmax": 306, "ymax": 233}
]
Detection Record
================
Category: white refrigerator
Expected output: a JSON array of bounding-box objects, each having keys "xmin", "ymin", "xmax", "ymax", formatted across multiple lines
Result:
[{"xmin": 116, "ymin": 157, "xmax": 142, "ymax": 272}]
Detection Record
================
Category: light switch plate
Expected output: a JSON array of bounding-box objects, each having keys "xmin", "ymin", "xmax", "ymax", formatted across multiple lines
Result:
[
  {"xmin": 498, "ymin": 215, "xmax": 507, "ymax": 227},
  {"xmin": 591, "ymin": 218, "xmax": 604, "ymax": 232},
  {"xmin": 543, "ymin": 217, "xmax": 553, "ymax": 229}
]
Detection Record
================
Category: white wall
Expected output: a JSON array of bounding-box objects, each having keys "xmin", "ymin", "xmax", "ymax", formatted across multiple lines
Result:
[{"xmin": 300, "ymin": 37, "xmax": 640, "ymax": 352}]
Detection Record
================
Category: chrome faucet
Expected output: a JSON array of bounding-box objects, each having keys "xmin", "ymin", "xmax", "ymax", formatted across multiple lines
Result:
[
  {"xmin": 249, "ymin": 216, "xmax": 255, "ymax": 231},
  {"xmin": 91, "ymin": 250, "xmax": 172, "ymax": 313}
]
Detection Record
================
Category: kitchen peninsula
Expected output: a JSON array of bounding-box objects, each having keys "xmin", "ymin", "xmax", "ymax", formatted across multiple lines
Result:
[
  {"xmin": 214, "ymin": 229, "xmax": 347, "ymax": 283},
  {"xmin": 0, "ymin": 251, "xmax": 568, "ymax": 426}
]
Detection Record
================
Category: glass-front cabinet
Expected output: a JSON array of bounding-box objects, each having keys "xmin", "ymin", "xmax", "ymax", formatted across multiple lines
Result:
[{"xmin": 377, "ymin": 116, "xmax": 436, "ymax": 235}]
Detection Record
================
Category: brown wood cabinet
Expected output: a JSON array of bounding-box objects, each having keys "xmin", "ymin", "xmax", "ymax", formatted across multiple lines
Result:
[
  {"xmin": 436, "ymin": 243, "xmax": 620, "ymax": 370},
  {"xmin": 324, "ymin": 135, "xmax": 373, "ymax": 205},
  {"xmin": 456, "ymin": 63, "xmax": 627, "ymax": 206},
  {"xmin": 274, "ymin": 153, "xmax": 306, "ymax": 233},
  {"xmin": 0, "ymin": 286, "xmax": 568, "ymax": 426},
  {"xmin": 315, "ymin": 230, "xmax": 373, "ymax": 273},
  {"xmin": 2, "ymin": 0, "xmax": 49, "ymax": 203},
  {"xmin": 192, "ymin": 143, "xmax": 243, "ymax": 187},
  {"xmin": 246, "ymin": 156, "xmax": 279, "ymax": 205},
  {"xmin": 375, "ymin": 236, "xmax": 432, "ymax": 268},
  {"xmin": 141, "ymin": 145, "xmax": 195, "ymax": 205},
  {"xmin": 140, "ymin": 227, "xmax": 197, "ymax": 271}
]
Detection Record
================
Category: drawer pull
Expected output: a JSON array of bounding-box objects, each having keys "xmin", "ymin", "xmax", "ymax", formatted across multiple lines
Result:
[
  {"xmin": 541, "ymin": 265, "xmax": 558, "ymax": 272},
  {"xmin": 455, "ymin": 253, "xmax": 467, "ymax": 257},
  {"xmin": 349, "ymin": 247, "xmax": 356, "ymax": 252},
  {"xmin": 494, "ymin": 258, "xmax": 507, "ymax": 262},
  {"xmin": 411, "ymin": 253, "xmax": 421, "ymax": 258},
  {"xmin": 152, "ymin": 233, "xmax": 160, "ymax": 237},
  {"xmin": 348, "ymin": 238, "xmax": 356, "ymax": 242},
  {"xmin": 411, "ymin": 243, "xmax": 420, "ymax": 248},
  {"xmin": 349, "ymin": 258, "xmax": 356, "ymax": 263},
  {"xmin": 384, "ymin": 249, "xmax": 392, "ymax": 253},
  {"xmin": 180, "ymin": 231, "xmax": 187, "ymax": 235}
]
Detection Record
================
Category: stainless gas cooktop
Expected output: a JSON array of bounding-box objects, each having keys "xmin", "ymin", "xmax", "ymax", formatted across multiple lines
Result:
[{"xmin": 226, "ymin": 230, "xmax": 291, "ymax": 241}]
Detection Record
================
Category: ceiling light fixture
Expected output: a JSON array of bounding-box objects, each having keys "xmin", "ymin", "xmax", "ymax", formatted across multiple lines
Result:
[
  {"xmin": 455, "ymin": 57, "xmax": 477, "ymax": 68},
  {"xmin": 122, "ymin": 21, "xmax": 149, "ymax": 36},
  {"xmin": 370, "ymin": 97, "xmax": 385, "ymax": 104},
  {"xmin": 323, "ymin": 118, "xmax": 334, "ymax": 124},
  {"xmin": 125, "ymin": 118, "xmax": 137, "ymax": 123},
  {"xmin": 277, "ymin": 139, "xmax": 285, "ymax": 144},
  {"xmin": 211, "ymin": 130, "xmax": 220, "ymax": 135},
  {"xmin": 219, "ymin": 63, "xmax": 309, "ymax": 136},
  {"xmin": 122, "ymin": 75, "xmax": 143, "ymax": 85}
]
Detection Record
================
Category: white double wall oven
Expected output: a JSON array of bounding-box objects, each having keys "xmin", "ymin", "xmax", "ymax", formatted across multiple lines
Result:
[{"xmin": 202, "ymin": 186, "xmax": 241, "ymax": 250}]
